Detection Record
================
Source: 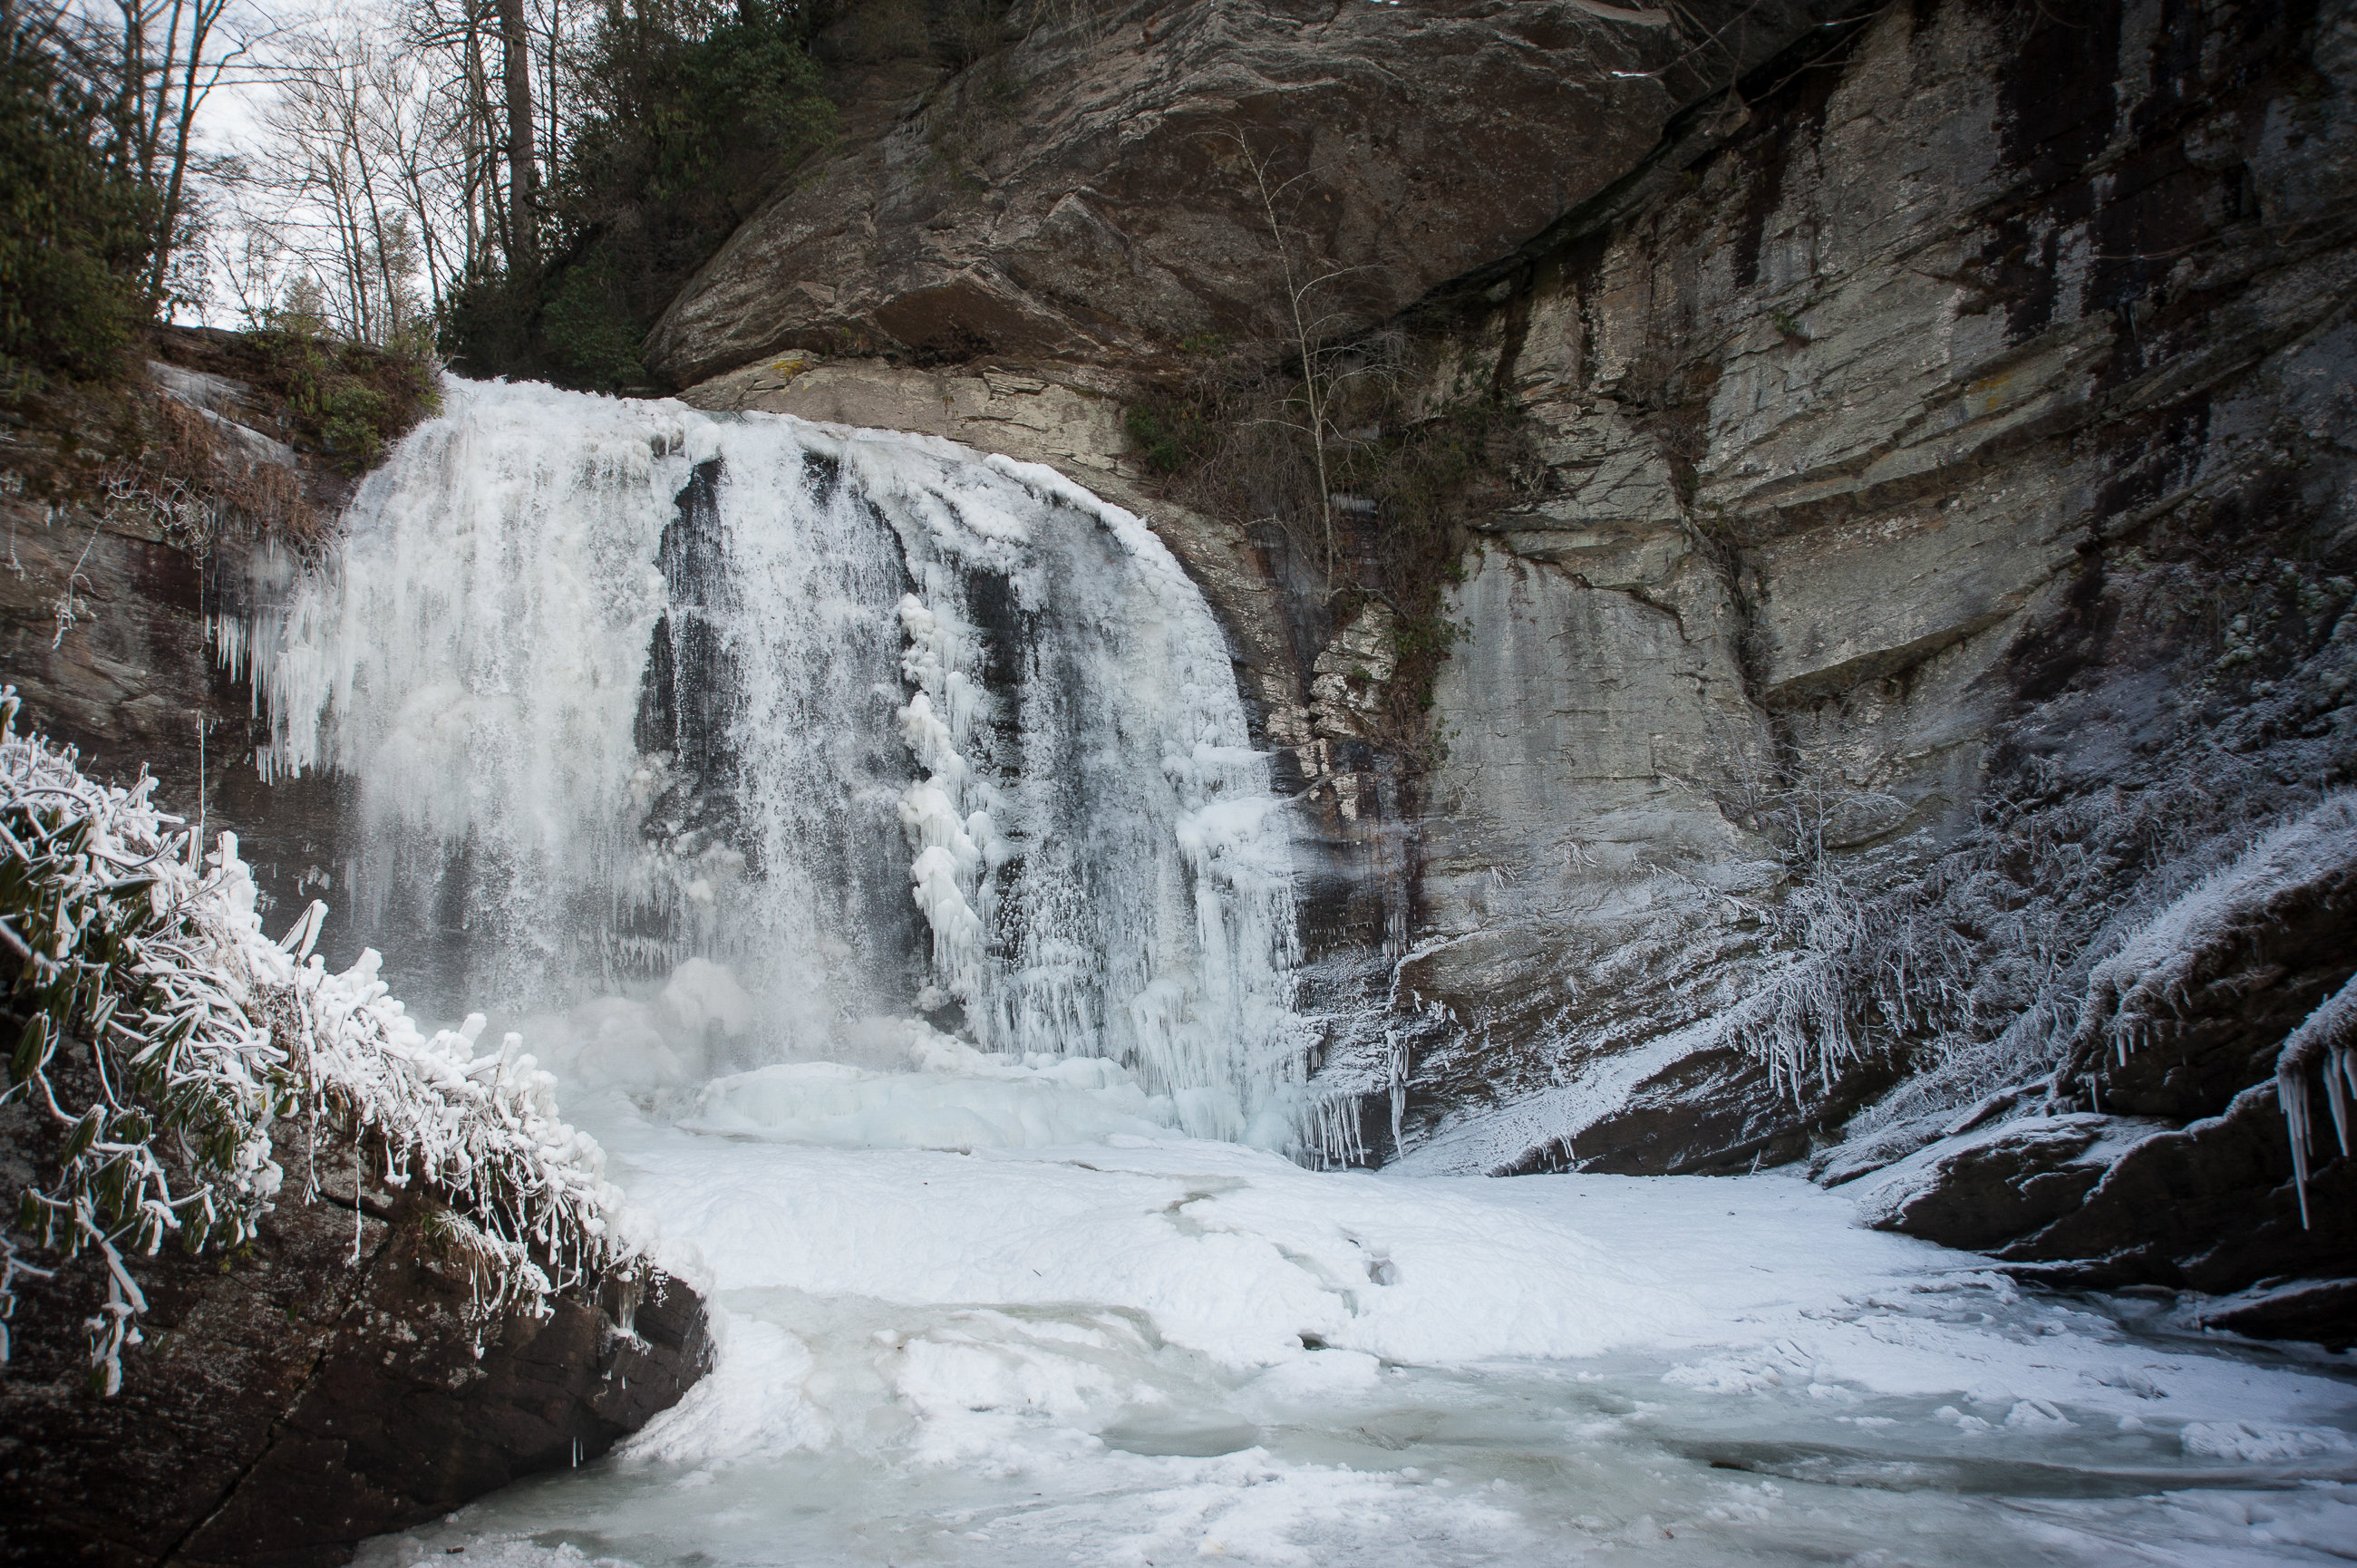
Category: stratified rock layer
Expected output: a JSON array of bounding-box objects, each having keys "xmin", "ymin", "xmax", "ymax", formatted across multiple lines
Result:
[{"xmin": 647, "ymin": 0, "xmax": 1847, "ymax": 383}]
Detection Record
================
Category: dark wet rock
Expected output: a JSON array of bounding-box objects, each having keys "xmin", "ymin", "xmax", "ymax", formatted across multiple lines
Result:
[
  {"xmin": 1860, "ymin": 1115, "xmax": 2153, "ymax": 1255},
  {"xmin": 2195, "ymin": 1278, "xmax": 2357, "ymax": 1352},
  {"xmin": 0, "ymin": 1139, "xmax": 711, "ymax": 1568}
]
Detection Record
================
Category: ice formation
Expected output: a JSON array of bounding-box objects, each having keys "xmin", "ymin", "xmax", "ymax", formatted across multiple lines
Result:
[
  {"xmin": 2077, "ymin": 792, "xmax": 2357, "ymax": 1068},
  {"xmin": 2062, "ymin": 791, "xmax": 2357, "ymax": 1226},
  {"xmin": 226, "ymin": 380, "xmax": 1306, "ymax": 1146},
  {"xmin": 2275, "ymin": 973, "xmax": 2357, "ymax": 1228}
]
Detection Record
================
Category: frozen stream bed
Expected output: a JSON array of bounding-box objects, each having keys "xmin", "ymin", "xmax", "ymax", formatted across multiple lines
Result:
[{"xmin": 356, "ymin": 1056, "xmax": 2357, "ymax": 1568}]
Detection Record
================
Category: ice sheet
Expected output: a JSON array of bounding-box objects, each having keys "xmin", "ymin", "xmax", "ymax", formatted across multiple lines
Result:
[{"xmin": 358, "ymin": 1100, "xmax": 2357, "ymax": 1568}]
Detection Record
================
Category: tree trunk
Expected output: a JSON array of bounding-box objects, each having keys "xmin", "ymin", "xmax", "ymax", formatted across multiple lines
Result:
[{"xmin": 497, "ymin": 0, "xmax": 538, "ymax": 278}]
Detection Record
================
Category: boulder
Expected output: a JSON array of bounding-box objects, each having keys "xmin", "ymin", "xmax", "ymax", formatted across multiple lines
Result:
[{"xmin": 0, "ymin": 1137, "xmax": 710, "ymax": 1568}]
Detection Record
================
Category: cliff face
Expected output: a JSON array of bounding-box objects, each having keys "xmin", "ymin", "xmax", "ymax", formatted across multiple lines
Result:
[
  {"xmin": 671, "ymin": 0, "xmax": 2357, "ymax": 1302},
  {"xmin": 645, "ymin": 0, "xmax": 1851, "ymax": 384},
  {"xmin": 5, "ymin": 0, "xmax": 2351, "ymax": 1316},
  {"xmin": 0, "ymin": 327, "xmax": 407, "ymax": 957}
]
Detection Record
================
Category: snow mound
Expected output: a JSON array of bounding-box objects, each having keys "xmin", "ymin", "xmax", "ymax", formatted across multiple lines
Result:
[
  {"xmin": 2179, "ymin": 1420, "xmax": 2357, "ymax": 1462},
  {"xmin": 684, "ymin": 1030, "xmax": 1178, "ymax": 1149}
]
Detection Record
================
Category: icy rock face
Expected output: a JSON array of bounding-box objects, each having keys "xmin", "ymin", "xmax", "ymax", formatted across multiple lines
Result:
[
  {"xmin": 1362, "ymin": 0, "xmax": 2357, "ymax": 1186},
  {"xmin": 229, "ymin": 381, "xmax": 1306, "ymax": 1146},
  {"xmin": 1856, "ymin": 797, "xmax": 2357, "ymax": 1291}
]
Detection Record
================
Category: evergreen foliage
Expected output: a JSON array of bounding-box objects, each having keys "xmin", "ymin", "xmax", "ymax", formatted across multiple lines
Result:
[
  {"xmin": 0, "ymin": 4, "xmax": 158, "ymax": 386},
  {"xmin": 257, "ymin": 321, "xmax": 444, "ymax": 476},
  {"xmin": 442, "ymin": 0, "xmax": 835, "ymax": 390}
]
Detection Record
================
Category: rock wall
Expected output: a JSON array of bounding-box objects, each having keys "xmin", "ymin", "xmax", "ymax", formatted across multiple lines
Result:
[
  {"xmin": 668, "ymin": 0, "xmax": 2357, "ymax": 1304},
  {"xmin": 646, "ymin": 0, "xmax": 1851, "ymax": 384},
  {"xmin": 0, "ymin": 328, "xmax": 381, "ymax": 953},
  {"xmin": 1372, "ymin": 0, "xmax": 2357, "ymax": 1186}
]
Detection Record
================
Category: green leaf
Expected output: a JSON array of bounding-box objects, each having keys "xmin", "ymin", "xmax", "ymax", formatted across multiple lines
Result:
[
  {"xmin": 62, "ymin": 1105, "xmax": 102, "ymax": 1163},
  {"xmin": 12, "ymin": 1009, "xmax": 51, "ymax": 1084}
]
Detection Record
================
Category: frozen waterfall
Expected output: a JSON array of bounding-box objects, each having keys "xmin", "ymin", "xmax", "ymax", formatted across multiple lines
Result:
[{"xmin": 223, "ymin": 379, "xmax": 1306, "ymax": 1146}]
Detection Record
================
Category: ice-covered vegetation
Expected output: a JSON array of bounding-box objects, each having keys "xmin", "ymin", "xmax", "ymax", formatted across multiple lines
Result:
[
  {"xmin": 0, "ymin": 690, "xmax": 636, "ymax": 1390},
  {"xmin": 1702, "ymin": 742, "xmax": 2352, "ymax": 1145}
]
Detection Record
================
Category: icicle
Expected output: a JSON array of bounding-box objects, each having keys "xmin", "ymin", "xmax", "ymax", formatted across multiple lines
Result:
[
  {"xmin": 1386, "ymin": 1027, "xmax": 1409, "ymax": 1156},
  {"xmin": 2271, "ymin": 973, "xmax": 2357, "ymax": 1221},
  {"xmin": 2276, "ymin": 1062, "xmax": 2313, "ymax": 1231},
  {"xmin": 2328, "ymin": 1045, "xmax": 2353, "ymax": 1159}
]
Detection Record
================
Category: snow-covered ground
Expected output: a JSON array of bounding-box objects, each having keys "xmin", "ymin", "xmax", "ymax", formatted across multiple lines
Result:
[{"xmin": 355, "ymin": 1045, "xmax": 2357, "ymax": 1568}]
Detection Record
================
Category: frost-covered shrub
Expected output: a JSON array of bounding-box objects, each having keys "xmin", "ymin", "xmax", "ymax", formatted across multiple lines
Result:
[
  {"xmin": 0, "ymin": 689, "xmax": 639, "ymax": 1391},
  {"xmin": 1722, "ymin": 751, "xmax": 2308, "ymax": 1124}
]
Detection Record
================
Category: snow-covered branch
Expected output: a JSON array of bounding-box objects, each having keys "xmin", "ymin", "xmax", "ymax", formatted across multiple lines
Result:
[{"xmin": 0, "ymin": 687, "xmax": 640, "ymax": 1393}]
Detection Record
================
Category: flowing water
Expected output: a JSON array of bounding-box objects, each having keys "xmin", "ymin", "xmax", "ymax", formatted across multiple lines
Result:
[{"xmin": 230, "ymin": 382, "xmax": 2357, "ymax": 1567}]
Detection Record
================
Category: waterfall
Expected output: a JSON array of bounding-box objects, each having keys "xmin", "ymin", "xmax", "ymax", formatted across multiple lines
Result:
[{"xmin": 225, "ymin": 379, "xmax": 1305, "ymax": 1146}]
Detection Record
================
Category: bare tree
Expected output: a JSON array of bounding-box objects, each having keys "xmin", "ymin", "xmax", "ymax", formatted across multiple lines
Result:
[
  {"xmin": 493, "ymin": 0, "xmax": 536, "ymax": 276},
  {"xmin": 218, "ymin": 26, "xmax": 445, "ymax": 342},
  {"xmin": 1208, "ymin": 129, "xmax": 1382, "ymax": 597},
  {"xmin": 71, "ymin": 0, "xmax": 262, "ymax": 311}
]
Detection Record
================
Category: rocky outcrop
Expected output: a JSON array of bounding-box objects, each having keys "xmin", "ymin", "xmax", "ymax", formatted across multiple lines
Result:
[
  {"xmin": 0, "ymin": 327, "xmax": 397, "ymax": 955},
  {"xmin": 0, "ymin": 338, "xmax": 706, "ymax": 1566},
  {"xmin": 1851, "ymin": 792, "xmax": 2357, "ymax": 1293},
  {"xmin": 0, "ymin": 1137, "xmax": 710, "ymax": 1568},
  {"xmin": 646, "ymin": 0, "xmax": 1850, "ymax": 384}
]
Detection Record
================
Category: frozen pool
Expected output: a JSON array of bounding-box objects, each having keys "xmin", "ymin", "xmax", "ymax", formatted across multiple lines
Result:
[{"xmin": 354, "ymin": 1050, "xmax": 2357, "ymax": 1568}]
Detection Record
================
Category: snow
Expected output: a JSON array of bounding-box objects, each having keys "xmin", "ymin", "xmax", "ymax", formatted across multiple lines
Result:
[
  {"xmin": 362, "ymin": 1108, "xmax": 2357, "ymax": 1567},
  {"xmin": 681, "ymin": 1031, "xmax": 1178, "ymax": 1150}
]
